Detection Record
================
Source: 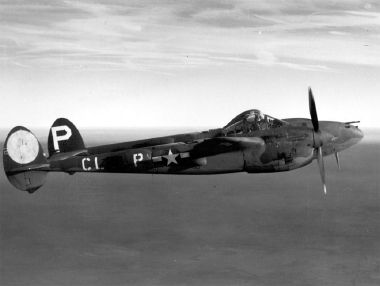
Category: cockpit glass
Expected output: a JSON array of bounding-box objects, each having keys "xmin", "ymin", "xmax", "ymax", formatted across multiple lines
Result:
[{"xmin": 223, "ymin": 109, "xmax": 288, "ymax": 134}]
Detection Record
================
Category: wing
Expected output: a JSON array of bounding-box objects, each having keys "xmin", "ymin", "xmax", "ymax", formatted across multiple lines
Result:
[
  {"xmin": 190, "ymin": 136, "xmax": 265, "ymax": 158},
  {"xmin": 142, "ymin": 136, "xmax": 265, "ymax": 171},
  {"xmin": 48, "ymin": 136, "xmax": 265, "ymax": 173}
]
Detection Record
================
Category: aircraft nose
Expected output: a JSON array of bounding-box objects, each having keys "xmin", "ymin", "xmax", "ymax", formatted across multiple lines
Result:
[
  {"xmin": 343, "ymin": 124, "xmax": 364, "ymax": 146},
  {"xmin": 319, "ymin": 122, "xmax": 363, "ymax": 154},
  {"xmin": 349, "ymin": 125, "xmax": 364, "ymax": 140},
  {"xmin": 355, "ymin": 127, "xmax": 364, "ymax": 139}
]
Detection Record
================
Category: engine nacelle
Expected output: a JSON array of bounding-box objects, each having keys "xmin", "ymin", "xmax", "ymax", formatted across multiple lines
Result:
[{"xmin": 244, "ymin": 141, "xmax": 314, "ymax": 173}]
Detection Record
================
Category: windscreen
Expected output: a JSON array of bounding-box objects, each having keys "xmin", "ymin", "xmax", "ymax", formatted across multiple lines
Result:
[{"xmin": 223, "ymin": 109, "xmax": 288, "ymax": 134}]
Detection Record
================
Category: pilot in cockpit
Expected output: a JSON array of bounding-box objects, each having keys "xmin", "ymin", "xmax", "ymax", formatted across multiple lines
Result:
[
  {"xmin": 223, "ymin": 109, "xmax": 286, "ymax": 135},
  {"xmin": 246, "ymin": 110, "xmax": 265, "ymax": 131}
]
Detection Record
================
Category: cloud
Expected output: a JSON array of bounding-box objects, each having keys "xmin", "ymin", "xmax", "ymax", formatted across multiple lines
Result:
[
  {"xmin": 0, "ymin": 0, "xmax": 92, "ymax": 26},
  {"xmin": 0, "ymin": 0, "xmax": 380, "ymax": 71}
]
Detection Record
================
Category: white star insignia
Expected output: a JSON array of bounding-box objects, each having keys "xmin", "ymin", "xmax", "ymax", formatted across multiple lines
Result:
[{"xmin": 162, "ymin": 149, "xmax": 179, "ymax": 166}]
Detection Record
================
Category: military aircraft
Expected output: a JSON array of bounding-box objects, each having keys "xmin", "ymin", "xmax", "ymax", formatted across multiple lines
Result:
[{"xmin": 3, "ymin": 88, "xmax": 363, "ymax": 194}]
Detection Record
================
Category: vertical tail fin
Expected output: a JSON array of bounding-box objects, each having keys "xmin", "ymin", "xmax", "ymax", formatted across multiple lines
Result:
[
  {"xmin": 48, "ymin": 118, "xmax": 85, "ymax": 156},
  {"xmin": 3, "ymin": 127, "xmax": 49, "ymax": 193}
]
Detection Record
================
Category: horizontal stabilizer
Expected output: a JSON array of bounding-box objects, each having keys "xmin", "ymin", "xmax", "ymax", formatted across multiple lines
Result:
[
  {"xmin": 49, "ymin": 149, "xmax": 88, "ymax": 161},
  {"xmin": 7, "ymin": 163, "xmax": 51, "ymax": 175}
]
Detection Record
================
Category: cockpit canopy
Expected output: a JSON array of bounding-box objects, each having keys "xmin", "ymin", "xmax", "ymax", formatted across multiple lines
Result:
[{"xmin": 223, "ymin": 109, "xmax": 288, "ymax": 134}]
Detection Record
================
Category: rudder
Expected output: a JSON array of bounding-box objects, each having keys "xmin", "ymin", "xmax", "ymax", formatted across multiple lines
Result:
[
  {"xmin": 48, "ymin": 118, "xmax": 85, "ymax": 156},
  {"xmin": 3, "ymin": 126, "xmax": 49, "ymax": 193}
]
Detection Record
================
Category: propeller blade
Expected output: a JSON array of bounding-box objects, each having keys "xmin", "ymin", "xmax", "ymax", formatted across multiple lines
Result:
[
  {"xmin": 308, "ymin": 87, "xmax": 319, "ymax": 132},
  {"xmin": 308, "ymin": 89, "xmax": 327, "ymax": 193},
  {"xmin": 335, "ymin": 152, "xmax": 341, "ymax": 170},
  {"xmin": 317, "ymin": 146, "xmax": 327, "ymax": 194}
]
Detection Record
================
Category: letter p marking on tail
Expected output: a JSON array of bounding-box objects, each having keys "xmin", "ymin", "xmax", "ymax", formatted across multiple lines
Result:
[{"xmin": 51, "ymin": 125, "xmax": 72, "ymax": 152}]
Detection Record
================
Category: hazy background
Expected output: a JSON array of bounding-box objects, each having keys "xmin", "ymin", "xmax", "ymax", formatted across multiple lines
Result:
[
  {"xmin": 1, "ymin": 0, "xmax": 380, "ymax": 129},
  {"xmin": 1, "ymin": 0, "xmax": 380, "ymax": 285},
  {"xmin": 1, "ymin": 131, "xmax": 379, "ymax": 286}
]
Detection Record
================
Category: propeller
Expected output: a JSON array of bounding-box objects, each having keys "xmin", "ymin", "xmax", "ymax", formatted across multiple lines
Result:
[
  {"xmin": 308, "ymin": 87, "xmax": 327, "ymax": 194},
  {"xmin": 334, "ymin": 152, "xmax": 340, "ymax": 170},
  {"xmin": 317, "ymin": 146, "xmax": 326, "ymax": 194},
  {"xmin": 309, "ymin": 87, "xmax": 319, "ymax": 132}
]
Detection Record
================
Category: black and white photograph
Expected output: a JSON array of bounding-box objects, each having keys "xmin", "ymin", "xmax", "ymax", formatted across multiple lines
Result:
[{"xmin": 1, "ymin": 1, "xmax": 379, "ymax": 285}]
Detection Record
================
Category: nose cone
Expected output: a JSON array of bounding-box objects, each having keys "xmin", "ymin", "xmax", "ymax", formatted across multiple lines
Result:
[
  {"xmin": 334, "ymin": 123, "xmax": 363, "ymax": 152},
  {"xmin": 344, "ymin": 124, "xmax": 363, "ymax": 143},
  {"xmin": 319, "ymin": 121, "xmax": 363, "ymax": 155},
  {"xmin": 352, "ymin": 126, "xmax": 364, "ymax": 140}
]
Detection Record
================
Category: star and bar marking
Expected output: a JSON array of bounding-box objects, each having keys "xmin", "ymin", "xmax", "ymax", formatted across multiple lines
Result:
[
  {"xmin": 149, "ymin": 149, "xmax": 191, "ymax": 166},
  {"xmin": 162, "ymin": 149, "xmax": 178, "ymax": 166}
]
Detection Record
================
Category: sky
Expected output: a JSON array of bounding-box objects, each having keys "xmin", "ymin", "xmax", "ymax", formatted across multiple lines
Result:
[{"xmin": 0, "ymin": 0, "xmax": 379, "ymax": 129}]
